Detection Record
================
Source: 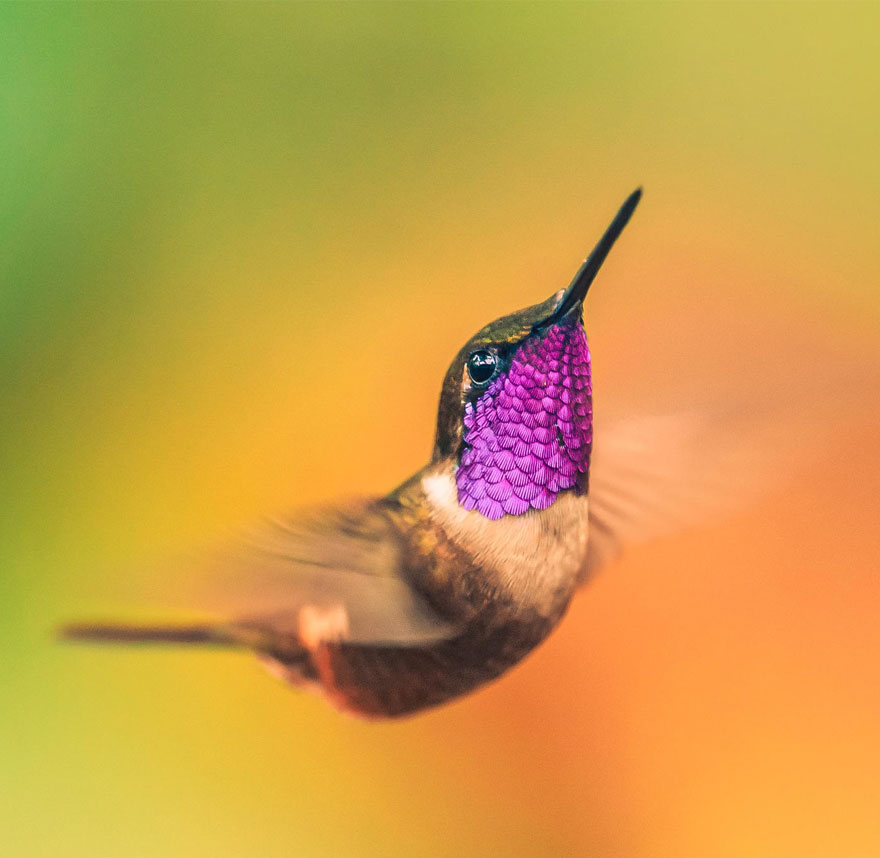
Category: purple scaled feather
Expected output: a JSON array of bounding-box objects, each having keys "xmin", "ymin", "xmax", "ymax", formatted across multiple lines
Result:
[{"xmin": 456, "ymin": 318, "xmax": 592, "ymax": 519}]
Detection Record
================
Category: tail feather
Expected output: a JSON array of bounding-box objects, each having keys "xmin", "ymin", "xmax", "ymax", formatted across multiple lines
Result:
[{"xmin": 58, "ymin": 621, "xmax": 247, "ymax": 648}]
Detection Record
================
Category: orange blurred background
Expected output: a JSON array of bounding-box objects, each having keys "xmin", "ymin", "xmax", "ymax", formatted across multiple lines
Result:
[{"xmin": 2, "ymin": 4, "xmax": 879, "ymax": 857}]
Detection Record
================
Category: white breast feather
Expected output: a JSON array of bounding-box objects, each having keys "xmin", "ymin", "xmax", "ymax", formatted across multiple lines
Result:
[{"xmin": 421, "ymin": 464, "xmax": 590, "ymax": 613}]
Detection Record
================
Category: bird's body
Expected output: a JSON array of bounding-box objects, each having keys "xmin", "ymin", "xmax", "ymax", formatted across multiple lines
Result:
[
  {"xmin": 248, "ymin": 467, "xmax": 589, "ymax": 717},
  {"xmin": 63, "ymin": 190, "xmax": 639, "ymax": 718}
]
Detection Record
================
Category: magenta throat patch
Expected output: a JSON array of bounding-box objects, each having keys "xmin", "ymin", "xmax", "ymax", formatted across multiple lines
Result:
[{"xmin": 456, "ymin": 319, "xmax": 593, "ymax": 519}]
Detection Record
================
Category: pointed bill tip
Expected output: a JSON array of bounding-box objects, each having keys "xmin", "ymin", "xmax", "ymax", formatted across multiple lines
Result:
[{"xmin": 622, "ymin": 186, "xmax": 643, "ymax": 218}]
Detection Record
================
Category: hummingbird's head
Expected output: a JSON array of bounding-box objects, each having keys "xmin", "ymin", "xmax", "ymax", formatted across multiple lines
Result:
[{"xmin": 432, "ymin": 189, "xmax": 641, "ymax": 520}]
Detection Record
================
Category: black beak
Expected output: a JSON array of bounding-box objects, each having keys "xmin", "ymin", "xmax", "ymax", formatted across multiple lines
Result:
[{"xmin": 546, "ymin": 187, "xmax": 642, "ymax": 324}]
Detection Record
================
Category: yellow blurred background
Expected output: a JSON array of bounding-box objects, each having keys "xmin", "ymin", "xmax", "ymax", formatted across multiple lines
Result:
[{"xmin": 2, "ymin": 4, "xmax": 878, "ymax": 857}]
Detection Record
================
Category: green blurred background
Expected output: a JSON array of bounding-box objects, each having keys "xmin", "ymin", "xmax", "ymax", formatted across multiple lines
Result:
[{"xmin": 2, "ymin": 4, "xmax": 879, "ymax": 857}]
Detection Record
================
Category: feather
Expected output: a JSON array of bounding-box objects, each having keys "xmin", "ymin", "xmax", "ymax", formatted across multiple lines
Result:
[
  {"xmin": 181, "ymin": 498, "xmax": 459, "ymax": 647},
  {"xmin": 582, "ymin": 342, "xmax": 880, "ymax": 581},
  {"xmin": 61, "ymin": 498, "xmax": 459, "ymax": 666}
]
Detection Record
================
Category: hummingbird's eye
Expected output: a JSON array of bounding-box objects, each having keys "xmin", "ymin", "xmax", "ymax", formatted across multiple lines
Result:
[{"xmin": 466, "ymin": 349, "xmax": 497, "ymax": 386}]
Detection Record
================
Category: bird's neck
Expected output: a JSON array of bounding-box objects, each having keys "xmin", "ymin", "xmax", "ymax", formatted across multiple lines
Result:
[{"xmin": 420, "ymin": 461, "xmax": 590, "ymax": 614}]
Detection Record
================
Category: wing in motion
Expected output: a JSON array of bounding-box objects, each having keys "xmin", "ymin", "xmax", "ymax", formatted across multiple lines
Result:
[
  {"xmin": 582, "ymin": 351, "xmax": 879, "ymax": 580},
  {"xmin": 62, "ymin": 498, "xmax": 459, "ymax": 671}
]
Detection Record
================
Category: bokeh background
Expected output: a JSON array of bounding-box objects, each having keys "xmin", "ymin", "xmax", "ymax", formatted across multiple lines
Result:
[{"xmin": 2, "ymin": 4, "xmax": 879, "ymax": 857}]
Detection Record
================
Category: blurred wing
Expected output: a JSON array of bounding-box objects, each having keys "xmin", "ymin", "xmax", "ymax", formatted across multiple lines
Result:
[
  {"xmin": 580, "ymin": 293, "xmax": 880, "ymax": 581},
  {"xmin": 581, "ymin": 398, "xmax": 829, "ymax": 581},
  {"xmin": 192, "ymin": 499, "xmax": 458, "ymax": 646}
]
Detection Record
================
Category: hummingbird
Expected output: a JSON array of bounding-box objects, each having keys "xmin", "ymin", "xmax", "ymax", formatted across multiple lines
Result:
[{"xmin": 63, "ymin": 190, "xmax": 644, "ymax": 719}]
